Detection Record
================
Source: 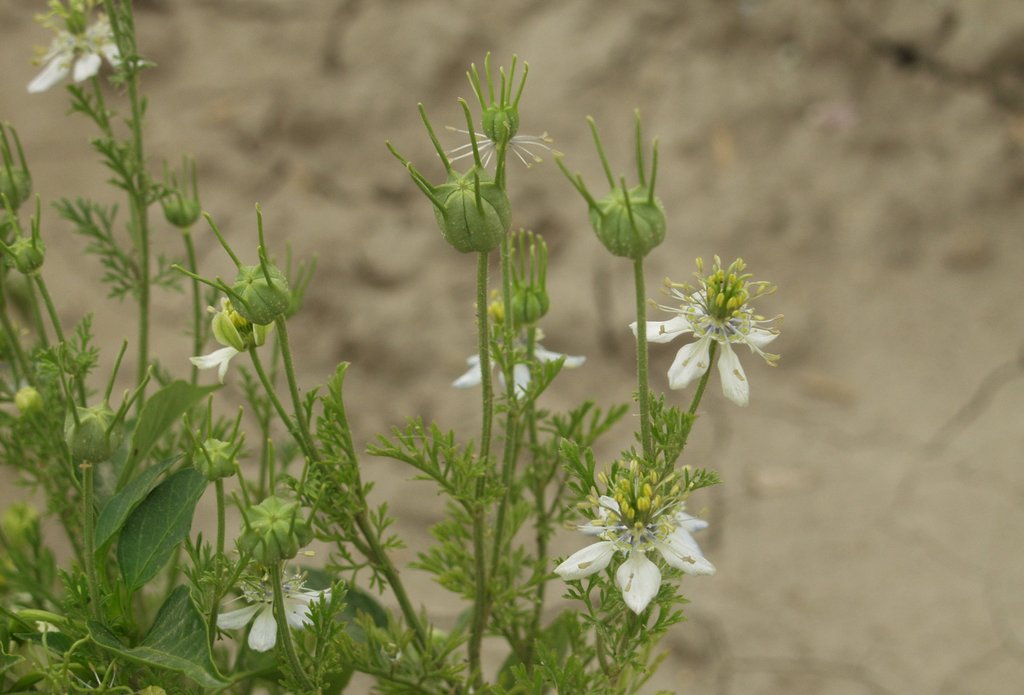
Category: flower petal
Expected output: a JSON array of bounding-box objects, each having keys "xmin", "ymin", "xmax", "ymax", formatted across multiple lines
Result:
[
  {"xmin": 27, "ymin": 57, "xmax": 70, "ymax": 93},
  {"xmin": 667, "ymin": 336, "xmax": 712, "ymax": 390},
  {"xmin": 534, "ymin": 346, "xmax": 586, "ymax": 369},
  {"xmin": 554, "ymin": 541, "xmax": 616, "ymax": 580},
  {"xmin": 452, "ymin": 354, "xmax": 482, "ymax": 388},
  {"xmin": 72, "ymin": 52, "xmax": 102, "ymax": 82},
  {"xmin": 216, "ymin": 603, "xmax": 260, "ymax": 630},
  {"xmin": 656, "ymin": 529, "xmax": 716, "ymax": 576},
  {"xmin": 190, "ymin": 346, "xmax": 239, "ymax": 384},
  {"xmin": 745, "ymin": 328, "xmax": 778, "ymax": 350},
  {"xmin": 631, "ymin": 315, "xmax": 692, "ymax": 344},
  {"xmin": 717, "ymin": 342, "xmax": 749, "ymax": 406},
  {"xmin": 284, "ymin": 596, "xmax": 315, "ymax": 629},
  {"xmin": 615, "ymin": 551, "xmax": 661, "ymax": 614},
  {"xmin": 675, "ymin": 509, "xmax": 709, "ymax": 533},
  {"xmin": 248, "ymin": 606, "xmax": 278, "ymax": 652},
  {"xmin": 513, "ymin": 363, "xmax": 531, "ymax": 397},
  {"xmin": 101, "ymin": 42, "xmax": 121, "ymax": 67}
]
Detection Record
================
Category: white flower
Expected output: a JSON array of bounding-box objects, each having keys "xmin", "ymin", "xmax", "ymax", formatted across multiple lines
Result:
[
  {"xmin": 190, "ymin": 298, "xmax": 271, "ymax": 383},
  {"xmin": 28, "ymin": 17, "xmax": 120, "ymax": 94},
  {"xmin": 632, "ymin": 257, "xmax": 780, "ymax": 407},
  {"xmin": 556, "ymin": 493, "xmax": 714, "ymax": 615},
  {"xmin": 446, "ymin": 127, "xmax": 560, "ymax": 168},
  {"xmin": 453, "ymin": 345, "xmax": 585, "ymax": 396},
  {"xmin": 217, "ymin": 571, "xmax": 327, "ymax": 653}
]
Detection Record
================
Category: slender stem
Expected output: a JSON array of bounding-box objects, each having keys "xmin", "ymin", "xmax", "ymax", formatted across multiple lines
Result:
[
  {"xmin": 34, "ymin": 275, "xmax": 86, "ymax": 403},
  {"xmin": 206, "ymin": 478, "xmax": 226, "ymax": 649},
  {"xmin": 523, "ymin": 328, "xmax": 546, "ymax": 670},
  {"xmin": 353, "ymin": 511, "xmax": 429, "ymax": 650},
  {"xmin": 247, "ymin": 346, "xmax": 315, "ymax": 463},
  {"xmin": 269, "ymin": 563, "xmax": 315, "ymax": 691},
  {"xmin": 0, "ymin": 271, "xmax": 31, "ymax": 383},
  {"xmin": 687, "ymin": 341, "xmax": 718, "ymax": 416},
  {"xmin": 183, "ymin": 228, "xmax": 202, "ymax": 384},
  {"xmin": 468, "ymin": 252, "xmax": 491, "ymax": 685},
  {"xmin": 81, "ymin": 462, "xmax": 102, "ymax": 621},
  {"xmin": 25, "ymin": 280, "xmax": 48, "ymax": 348},
  {"xmin": 633, "ymin": 258, "xmax": 653, "ymax": 460},
  {"xmin": 273, "ymin": 317, "xmax": 317, "ymax": 459}
]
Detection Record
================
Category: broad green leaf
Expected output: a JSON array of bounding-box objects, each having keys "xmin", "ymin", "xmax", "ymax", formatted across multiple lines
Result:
[
  {"xmin": 89, "ymin": 586, "xmax": 226, "ymax": 688},
  {"xmin": 95, "ymin": 457, "xmax": 177, "ymax": 553},
  {"xmin": 117, "ymin": 468, "xmax": 207, "ymax": 592},
  {"xmin": 117, "ymin": 380, "xmax": 218, "ymax": 488}
]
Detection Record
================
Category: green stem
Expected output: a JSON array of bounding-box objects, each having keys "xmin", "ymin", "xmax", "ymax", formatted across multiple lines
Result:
[
  {"xmin": 33, "ymin": 275, "xmax": 86, "ymax": 403},
  {"xmin": 81, "ymin": 462, "xmax": 102, "ymax": 621},
  {"xmin": 634, "ymin": 258, "xmax": 653, "ymax": 461},
  {"xmin": 353, "ymin": 511, "xmax": 429, "ymax": 650},
  {"xmin": 523, "ymin": 328, "xmax": 547, "ymax": 670},
  {"xmin": 687, "ymin": 341, "xmax": 718, "ymax": 416},
  {"xmin": 183, "ymin": 228, "xmax": 202, "ymax": 385},
  {"xmin": 269, "ymin": 563, "xmax": 315, "ymax": 691},
  {"xmin": 468, "ymin": 252, "xmax": 491, "ymax": 685},
  {"xmin": 0, "ymin": 271, "xmax": 32, "ymax": 384},
  {"xmin": 25, "ymin": 280, "xmax": 48, "ymax": 349},
  {"xmin": 273, "ymin": 317, "xmax": 317, "ymax": 459},
  {"xmin": 247, "ymin": 346, "xmax": 315, "ymax": 463},
  {"xmin": 207, "ymin": 479, "xmax": 226, "ymax": 649}
]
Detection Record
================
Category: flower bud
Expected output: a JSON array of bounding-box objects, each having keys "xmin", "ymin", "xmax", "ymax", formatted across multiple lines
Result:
[
  {"xmin": 14, "ymin": 386, "xmax": 42, "ymax": 415},
  {"xmin": 510, "ymin": 230, "xmax": 550, "ymax": 326},
  {"xmin": 432, "ymin": 169, "xmax": 511, "ymax": 253},
  {"xmin": 161, "ymin": 195, "xmax": 201, "ymax": 229},
  {"xmin": 238, "ymin": 496, "xmax": 313, "ymax": 564},
  {"xmin": 589, "ymin": 185, "xmax": 666, "ymax": 260},
  {"xmin": 64, "ymin": 403, "xmax": 122, "ymax": 462},
  {"xmin": 193, "ymin": 438, "xmax": 237, "ymax": 481},
  {"xmin": 161, "ymin": 157, "xmax": 201, "ymax": 228},
  {"xmin": 230, "ymin": 264, "xmax": 291, "ymax": 326},
  {"xmin": 138, "ymin": 687, "xmax": 167, "ymax": 695},
  {"xmin": 6, "ymin": 235, "xmax": 45, "ymax": 275}
]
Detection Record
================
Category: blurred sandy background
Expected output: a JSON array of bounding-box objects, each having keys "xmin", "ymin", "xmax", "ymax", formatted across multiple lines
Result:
[{"xmin": 3, "ymin": 0, "xmax": 1024, "ymax": 692}]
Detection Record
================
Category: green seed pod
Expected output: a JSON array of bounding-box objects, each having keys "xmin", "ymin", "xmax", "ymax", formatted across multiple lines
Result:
[
  {"xmin": 194, "ymin": 437, "xmax": 237, "ymax": 481},
  {"xmin": 0, "ymin": 168, "xmax": 31, "ymax": 211},
  {"xmin": 237, "ymin": 496, "xmax": 313, "ymax": 564},
  {"xmin": 510, "ymin": 286, "xmax": 550, "ymax": 326},
  {"xmin": 161, "ymin": 196, "xmax": 201, "ymax": 229},
  {"xmin": 589, "ymin": 185, "xmax": 666, "ymax": 260},
  {"xmin": 482, "ymin": 105, "xmax": 520, "ymax": 145},
  {"xmin": 230, "ymin": 264, "xmax": 291, "ymax": 325},
  {"xmin": 432, "ymin": 169, "xmax": 511, "ymax": 253},
  {"xmin": 64, "ymin": 404, "xmax": 122, "ymax": 462},
  {"xmin": 6, "ymin": 235, "xmax": 45, "ymax": 274},
  {"xmin": 14, "ymin": 386, "xmax": 42, "ymax": 415}
]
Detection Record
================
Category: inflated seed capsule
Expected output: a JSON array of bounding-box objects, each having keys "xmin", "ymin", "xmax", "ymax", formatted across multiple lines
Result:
[
  {"xmin": 431, "ymin": 169, "xmax": 511, "ymax": 253},
  {"xmin": 194, "ymin": 438, "xmax": 237, "ymax": 481},
  {"xmin": 7, "ymin": 236, "xmax": 45, "ymax": 275},
  {"xmin": 483, "ymin": 104, "xmax": 520, "ymax": 146},
  {"xmin": 161, "ymin": 195, "xmax": 201, "ymax": 228},
  {"xmin": 230, "ymin": 264, "xmax": 291, "ymax": 325},
  {"xmin": 64, "ymin": 404, "xmax": 122, "ymax": 462},
  {"xmin": 510, "ymin": 286, "xmax": 549, "ymax": 327},
  {"xmin": 588, "ymin": 184, "xmax": 666, "ymax": 260},
  {"xmin": 237, "ymin": 496, "xmax": 313, "ymax": 564}
]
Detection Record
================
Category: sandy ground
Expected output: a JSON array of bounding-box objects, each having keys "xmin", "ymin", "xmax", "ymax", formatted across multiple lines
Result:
[{"xmin": 3, "ymin": 0, "xmax": 1024, "ymax": 692}]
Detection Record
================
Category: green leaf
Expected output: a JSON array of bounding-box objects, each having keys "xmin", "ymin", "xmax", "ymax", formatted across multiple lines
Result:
[
  {"xmin": 95, "ymin": 457, "xmax": 178, "ymax": 553},
  {"xmin": 117, "ymin": 380, "xmax": 218, "ymax": 488},
  {"xmin": 117, "ymin": 469, "xmax": 207, "ymax": 592},
  {"xmin": 89, "ymin": 586, "xmax": 226, "ymax": 688}
]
